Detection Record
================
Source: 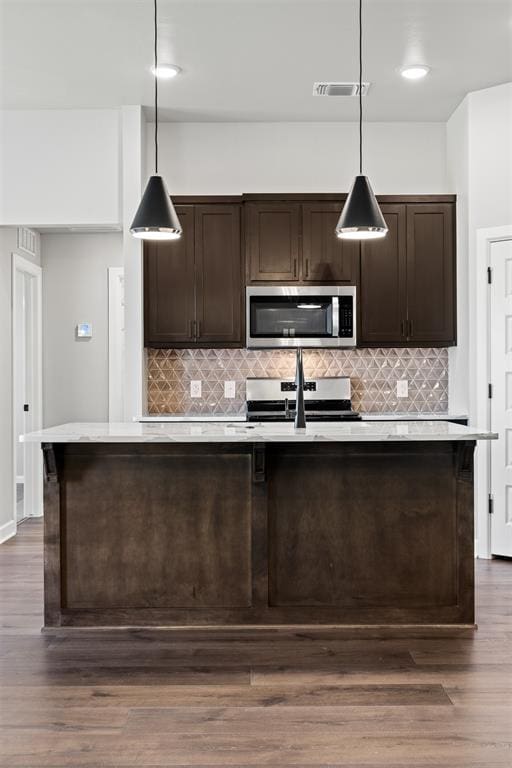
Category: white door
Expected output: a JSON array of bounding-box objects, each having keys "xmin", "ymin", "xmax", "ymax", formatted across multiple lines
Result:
[
  {"xmin": 14, "ymin": 271, "xmax": 29, "ymax": 521},
  {"xmin": 490, "ymin": 238, "xmax": 512, "ymax": 557},
  {"xmin": 13, "ymin": 255, "xmax": 43, "ymax": 525}
]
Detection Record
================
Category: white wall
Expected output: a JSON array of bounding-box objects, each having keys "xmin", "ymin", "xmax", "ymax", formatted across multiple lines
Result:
[
  {"xmin": 446, "ymin": 98, "xmax": 470, "ymax": 416},
  {"xmin": 468, "ymin": 83, "xmax": 512, "ymax": 426},
  {"xmin": 469, "ymin": 83, "xmax": 512, "ymax": 232},
  {"xmin": 468, "ymin": 84, "xmax": 512, "ymax": 557},
  {"xmin": 0, "ymin": 110, "xmax": 121, "ymax": 228},
  {"xmin": 447, "ymin": 83, "xmax": 512, "ymax": 421},
  {"xmin": 446, "ymin": 82, "xmax": 512, "ymax": 556},
  {"xmin": 0, "ymin": 228, "xmax": 41, "ymax": 542},
  {"xmin": 149, "ymin": 121, "xmax": 448, "ymax": 194},
  {"xmin": 121, "ymin": 106, "xmax": 145, "ymax": 422},
  {"xmin": 41, "ymin": 233, "xmax": 123, "ymax": 427}
]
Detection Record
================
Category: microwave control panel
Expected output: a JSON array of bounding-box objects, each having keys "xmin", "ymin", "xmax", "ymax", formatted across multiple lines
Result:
[{"xmin": 338, "ymin": 296, "xmax": 354, "ymax": 338}]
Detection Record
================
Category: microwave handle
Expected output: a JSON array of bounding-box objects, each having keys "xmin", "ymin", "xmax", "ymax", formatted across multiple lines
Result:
[{"xmin": 332, "ymin": 296, "xmax": 339, "ymax": 337}]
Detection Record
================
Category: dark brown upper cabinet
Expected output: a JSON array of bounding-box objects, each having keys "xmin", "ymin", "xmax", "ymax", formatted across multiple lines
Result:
[
  {"xmin": 246, "ymin": 201, "xmax": 357, "ymax": 285},
  {"xmin": 144, "ymin": 204, "xmax": 242, "ymax": 348},
  {"xmin": 144, "ymin": 205, "xmax": 196, "ymax": 346},
  {"xmin": 145, "ymin": 194, "xmax": 455, "ymax": 349},
  {"xmin": 302, "ymin": 203, "xmax": 359, "ymax": 283},
  {"xmin": 406, "ymin": 204, "xmax": 456, "ymax": 344},
  {"xmin": 360, "ymin": 204, "xmax": 407, "ymax": 345},
  {"xmin": 359, "ymin": 202, "xmax": 456, "ymax": 347},
  {"xmin": 195, "ymin": 205, "xmax": 242, "ymax": 344},
  {"xmin": 246, "ymin": 202, "xmax": 301, "ymax": 282}
]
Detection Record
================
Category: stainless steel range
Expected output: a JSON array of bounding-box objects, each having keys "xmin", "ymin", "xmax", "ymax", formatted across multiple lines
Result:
[{"xmin": 246, "ymin": 377, "xmax": 360, "ymax": 422}]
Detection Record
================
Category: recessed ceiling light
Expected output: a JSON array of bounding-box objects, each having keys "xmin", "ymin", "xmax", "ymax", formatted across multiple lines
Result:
[
  {"xmin": 151, "ymin": 64, "xmax": 181, "ymax": 79},
  {"xmin": 400, "ymin": 65, "xmax": 430, "ymax": 80}
]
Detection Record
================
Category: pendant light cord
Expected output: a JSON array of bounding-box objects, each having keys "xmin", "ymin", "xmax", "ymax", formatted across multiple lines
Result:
[
  {"xmin": 359, "ymin": 0, "xmax": 363, "ymax": 175},
  {"xmin": 154, "ymin": 0, "xmax": 159, "ymax": 175}
]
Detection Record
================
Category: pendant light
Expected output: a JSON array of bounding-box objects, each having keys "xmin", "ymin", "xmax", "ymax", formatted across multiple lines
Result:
[
  {"xmin": 335, "ymin": 0, "xmax": 387, "ymax": 240},
  {"xmin": 130, "ymin": 0, "xmax": 182, "ymax": 241}
]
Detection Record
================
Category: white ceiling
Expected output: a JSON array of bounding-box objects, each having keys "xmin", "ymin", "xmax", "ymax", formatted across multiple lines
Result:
[{"xmin": 1, "ymin": 0, "xmax": 511, "ymax": 121}]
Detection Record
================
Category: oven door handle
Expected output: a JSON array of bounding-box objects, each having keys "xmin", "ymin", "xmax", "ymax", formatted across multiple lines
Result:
[{"xmin": 332, "ymin": 296, "xmax": 339, "ymax": 337}]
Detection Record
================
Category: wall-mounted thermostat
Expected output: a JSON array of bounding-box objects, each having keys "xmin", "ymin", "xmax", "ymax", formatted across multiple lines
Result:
[{"xmin": 76, "ymin": 323, "xmax": 93, "ymax": 339}]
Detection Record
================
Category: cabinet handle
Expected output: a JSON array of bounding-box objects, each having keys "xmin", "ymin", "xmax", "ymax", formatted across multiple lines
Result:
[
  {"xmin": 305, "ymin": 258, "xmax": 309, "ymax": 278},
  {"xmin": 293, "ymin": 258, "xmax": 298, "ymax": 278},
  {"xmin": 197, "ymin": 321, "xmax": 202, "ymax": 338},
  {"xmin": 190, "ymin": 320, "xmax": 196, "ymax": 339},
  {"xmin": 409, "ymin": 319, "xmax": 414, "ymax": 338},
  {"xmin": 401, "ymin": 320, "xmax": 406, "ymax": 337}
]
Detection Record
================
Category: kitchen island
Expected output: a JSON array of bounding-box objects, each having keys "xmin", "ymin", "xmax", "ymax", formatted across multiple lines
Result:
[{"xmin": 24, "ymin": 421, "xmax": 496, "ymax": 629}]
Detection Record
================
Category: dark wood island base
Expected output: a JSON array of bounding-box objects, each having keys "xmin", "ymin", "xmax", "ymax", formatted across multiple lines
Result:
[{"xmin": 42, "ymin": 439, "xmax": 475, "ymax": 629}]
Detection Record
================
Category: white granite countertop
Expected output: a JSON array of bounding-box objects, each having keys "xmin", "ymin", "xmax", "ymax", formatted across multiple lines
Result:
[
  {"xmin": 22, "ymin": 421, "xmax": 497, "ymax": 444},
  {"xmin": 138, "ymin": 413, "xmax": 467, "ymax": 423},
  {"xmin": 360, "ymin": 413, "xmax": 468, "ymax": 421},
  {"xmin": 139, "ymin": 415, "xmax": 246, "ymax": 422}
]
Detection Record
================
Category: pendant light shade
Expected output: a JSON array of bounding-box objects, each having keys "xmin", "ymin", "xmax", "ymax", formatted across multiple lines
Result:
[
  {"xmin": 335, "ymin": 175, "xmax": 387, "ymax": 239},
  {"xmin": 131, "ymin": 176, "xmax": 182, "ymax": 240},
  {"xmin": 335, "ymin": 0, "xmax": 387, "ymax": 241},
  {"xmin": 130, "ymin": 0, "xmax": 181, "ymax": 241}
]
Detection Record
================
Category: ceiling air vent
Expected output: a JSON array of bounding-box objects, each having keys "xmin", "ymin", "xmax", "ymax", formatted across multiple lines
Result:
[{"xmin": 313, "ymin": 82, "xmax": 371, "ymax": 97}]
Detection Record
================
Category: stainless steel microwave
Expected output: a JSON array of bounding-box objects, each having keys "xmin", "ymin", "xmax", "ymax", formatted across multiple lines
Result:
[{"xmin": 246, "ymin": 286, "xmax": 357, "ymax": 349}]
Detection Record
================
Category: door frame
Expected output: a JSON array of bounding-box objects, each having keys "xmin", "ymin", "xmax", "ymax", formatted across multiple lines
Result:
[
  {"xmin": 12, "ymin": 253, "xmax": 43, "ymax": 533},
  {"xmin": 474, "ymin": 225, "xmax": 512, "ymax": 558},
  {"xmin": 108, "ymin": 267, "xmax": 125, "ymax": 422}
]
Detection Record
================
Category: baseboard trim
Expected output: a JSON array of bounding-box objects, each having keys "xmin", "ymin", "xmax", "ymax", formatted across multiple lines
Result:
[
  {"xmin": 42, "ymin": 623, "xmax": 478, "ymax": 637},
  {"xmin": 0, "ymin": 519, "xmax": 16, "ymax": 544}
]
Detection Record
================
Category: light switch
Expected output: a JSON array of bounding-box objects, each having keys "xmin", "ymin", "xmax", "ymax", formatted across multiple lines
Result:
[
  {"xmin": 397, "ymin": 380, "xmax": 409, "ymax": 398},
  {"xmin": 224, "ymin": 381, "xmax": 236, "ymax": 399},
  {"xmin": 190, "ymin": 380, "xmax": 202, "ymax": 398}
]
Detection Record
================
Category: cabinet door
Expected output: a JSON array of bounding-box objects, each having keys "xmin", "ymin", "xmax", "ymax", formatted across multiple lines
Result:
[
  {"xmin": 406, "ymin": 204, "xmax": 456, "ymax": 344},
  {"xmin": 359, "ymin": 205, "xmax": 407, "ymax": 345},
  {"xmin": 302, "ymin": 203, "xmax": 359, "ymax": 283},
  {"xmin": 195, "ymin": 205, "xmax": 242, "ymax": 345},
  {"xmin": 144, "ymin": 206, "xmax": 195, "ymax": 345},
  {"xmin": 246, "ymin": 203, "xmax": 300, "ymax": 282}
]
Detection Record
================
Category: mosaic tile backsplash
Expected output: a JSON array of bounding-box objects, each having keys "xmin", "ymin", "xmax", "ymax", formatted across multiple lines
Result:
[{"xmin": 147, "ymin": 348, "xmax": 449, "ymax": 416}]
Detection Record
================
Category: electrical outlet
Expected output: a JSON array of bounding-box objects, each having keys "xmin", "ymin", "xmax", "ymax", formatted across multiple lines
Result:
[
  {"xmin": 224, "ymin": 381, "xmax": 236, "ymax": 399},
  {"xmin": 396, "ymin": 379, "xmax": 409, "ymax": 398},
  {"xmin": 190, "ymin": 380, "xmax": 202, "ymax": 398}
]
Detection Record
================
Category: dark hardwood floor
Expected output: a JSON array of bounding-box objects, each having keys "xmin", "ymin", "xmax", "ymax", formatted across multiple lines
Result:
[{"xmin": 1, "ymin": 519, "xmax": 511, "ymax": 767}]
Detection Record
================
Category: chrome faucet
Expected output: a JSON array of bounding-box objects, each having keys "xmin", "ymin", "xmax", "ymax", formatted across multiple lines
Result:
[{"xmin": 294, "ymin": 348, "xmax": 306, "ymax": 429}]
